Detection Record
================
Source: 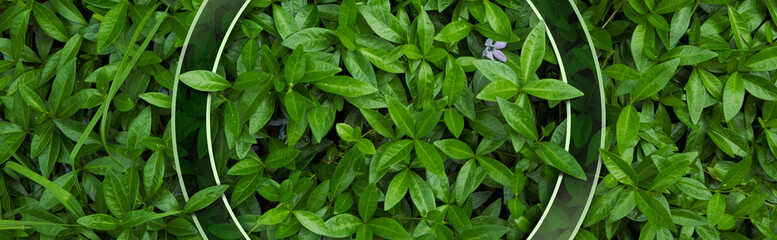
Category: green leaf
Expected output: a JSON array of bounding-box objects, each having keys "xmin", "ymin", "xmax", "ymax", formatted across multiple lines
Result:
[
  {"xmin": 77, "ymin": 214, "xmax": 119, "ymax": 231},
  {"xmin": 368, "ymin": 218, "xmax": 411, "ymax": 240},
  {"xmin": 742, "ymin": 46, "xmax": 777, "ymax": 71},
  {"xmin": 230, "ymin": 171, "xmax": 263, "ymax": 206},
  {"xmin": 635, "ymin": 190, "xmax": 676, "ymax": 231},
  {"xmin": 32, "ymin": 2, "xmax": 69, "ymax": 42},
  {"xmin": 535, "ymin": 142, "xmax": 587, "ymax": 180},
  {"xmin": 282, "ymin": 28, "xmax": 338, "ymax": 52},
  {"xmin": 5, "ymin": 162, "xmax": 84, "ymax": 217},
  {"xmin": 273, "ymin": 4, "xmax": 299, "ymax": 39},
  {"xmin": 285, "ymin": 45, "xmax": 306, "ymax": 85},
  {"xmin": 669, "ymin": 6, "xmax": 692, "ymax": 48},
  {"xmin": 303, "ymin": 60, "xmax": 342, "ymax": 83},
  {"xmin": 661, "ymin": 45, "xmax": 717, "ymax": 66},
  {"xmin": 360, "ymin": 108, "xmax": 396, "ymax": 139},
  {"xmin": 52, "ymin": 0, "xmax": 87, "ymax": 25},
  {"xmin": 670, "ymin": 209, "xmax": 706, "ymax": 227},
  {"xmin": 414, "ymin": 141, "xmax": 446, "ymax": 178},
  {"xmin": 143, "ymin": 152, "xmax": 165, "ymax": 196},
  {"xmin": 30, "ymin": 121, "xmax": 55, "ymax": 159},
  {"xmin": 476, "ymin": 156, "xmax": 514, "ymax": 186},
  {"xmin": 617, "ymin": 104, "xmax": 640, "ymax": 152},
  {"xmin": 721, "ymin": 157, "xmax": 751, "ymax": 189},
  {"xmin": 54, "ymin": 118, "xmax": 100, "ymax": 145},
  {"xmin": 384, "ymin": 169, "xmax": 411, "ymax": 210},
  {"xmin": 138, "ymin": 92, "xmax": 172, "ymax": 108},
  {"xmin": 649, "ymin": 153, "xmax": 696, "ymax": 191},
  {"xmin": 473, "ymin": 60, "xmax": 518, "ymax": 84},
  {"xmin": 183, "ymin": 185, "xmax": 229, "ymax": 213},
  {"xmin": 676, "ymin": 178, "xmax": 712, "ymax": 200},
  {"xmin": 343, "ymin": 50, "xmax": 378, "ymax": 87},
  {"xmin": 723, "ymin": 71, "xmax": 745, "ymax": 121},
  {"xmin": 435, "ymin": 20, "xmax": 472, "ymax": 43},
  {"xmin": 632, "ymin": 59, "xmax": 680, "ymax": 101},
  {"xmin": 417, "ymin": 10, "xmax": 434, "ymax": 55},
  {"xmin": 103, "ymin": 170, "xmax": 130, "ymax": 218},
  {"xmin": 414, "ymin": 108, "xmax": 442, "ymax": 138},
  {"xmin": 228, "ymin": 158, "xmax": 262, "ymax": 176},
  {"xmin": 685, "ymin": 69, "xmax": 712, "ymax": 124},
  {"xmin": 434, "ymin": 139, "xmax": 474, "ymax": 160},
  {"xmin": 628, "ymin": 0, "xmax": 649, "ymax": 14},
  {"xmin": 265, "ymin": 147, "xmax": 301, "ymax": 169},
  {"xmin": 241, "ymin": 38, "xmax": 259, "ymax": 70},
  {"xmin": 476, "ymin": 79, "xmax": 519, "ymax": 102},
  {"xmin": 732, "ymin": 193, "xmax": 766, "ymax": 216},
  {"xmin": 167, "ymin": 218, "xmax": 198, "ymax": 236},
  {"xmin": 49, "ymin": 59, "xmax": 75, "ymax": 113},
  {"xmin": 521, "ymin": 79, "xmax": 584, "ymax": 100},
  {"xmin": 338, "ymin": 0, "xmax": 357, "ymax": 27},
  {"xmin": 325, "ymin": 214, "xmax": 361, "ymax": 238},
  {"xmin": 707, "ymin": 193, "xmax": 726, "ymax": 225},
  {"xmin": 647, "ymin": 13, "xmax": 670, "ymax": 31},
  {"xmin": 18, "ymin": 84, "xmax": 47, "ymax": 113},
  {"xmin": 377, "ymin": 140, "xmax": 413, "ymax": 171},
  {"xmin": 330, "ymin": 147, "xmax": 361, "ymax": 198},
  {"xmin": 293, "ymin": 210, "xmax": 331, "ymax": 236},
  {"xmin": 444, "ymin": 109, "xmax": 464, "ymax": 138},
  {"xmin": 257, "ymin": 207, "xmax": 291, "ymax": 225},
  {"xmin": 314, "ymin": 76, "xmax": 379, "ymax": 97},
  {"xmin": 386, "ymin": 97, "xmax": 415, "ymax": 139},
  {"xmin": 308, "ymin": 101, "xmax": 336, "ymax": 143},
  {"xmin": 483, "ymin": 1, "xmax": 512, "ymax": 38},
  {"xmin": 96, "ymin": 1, "xmax": 126, "ymax": 52},
  {"xmin": 743, "ymin": 74, "xmax": 777, "ymax": 101},
  {"xmin": 359, "ymin": 184, "xmax": 379, "ymax": 220},
  {"xmin": 337, "ymin": 123, "xmax": 359, "ymax": 142},
  {"xmin": 408, "ymin": 172, "xmax": 436, "ymax": 215},
  {"xmin": 455, "ymin": 225, "xmax": 510, "ymax": 240},
  {"xmin": 654, "ymin": 0, "xmax": 693, "ymax": 14},
  {"xmin": 284, "ymin": 90, "xmax": 307, "ymax": 122},
  {"xmin": 497, "ymin": 97, "xmax": 538, "ymax": 141},
  {"xmin": 706, "ymin": 125, "xmax": 749, "ymax": 158},
  {"xmin": 599, "ymin": 149, "xmax": 638, "ymax": 187},
  {"xmin": 178, "ymin": 70, "xmax": 232, "ymax": 92},
  {"xmin": 728, "ymin": 5, "xmax": 750, "ymax": 50},
  {"xmin": 520, "ymin": 22, "xmax": 546, "ymax": 83},
  {"xmin": 443, "ymin": 56, "xmax": 467, "ymax": 105},
  {"xmin": 455, "ymin": 159, "xmax": 485, "ymax": 205}
]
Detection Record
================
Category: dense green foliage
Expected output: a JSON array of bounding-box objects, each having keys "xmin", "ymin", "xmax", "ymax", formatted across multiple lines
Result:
[{"xmin": 0, "ymin": 0, "xmax": 776, "ymax": 239}]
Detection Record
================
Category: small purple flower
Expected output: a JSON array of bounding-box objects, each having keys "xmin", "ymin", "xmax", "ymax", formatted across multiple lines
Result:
[{"xmin": 482, "ymin": 39, "xmax": 507, "ymax": 62}]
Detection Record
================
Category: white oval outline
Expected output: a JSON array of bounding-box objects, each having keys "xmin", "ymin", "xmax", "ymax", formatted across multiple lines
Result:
[
  {"xmin": 172, "ymin": 1, "xmax": 606, "ymax": 239},
  {"xmin": 524, "ymin": 0, "xmax": 604, "ymax": 239},
  {"xmin": 172, "ymin": 0, "xmax": 252, "ymax": 239}
]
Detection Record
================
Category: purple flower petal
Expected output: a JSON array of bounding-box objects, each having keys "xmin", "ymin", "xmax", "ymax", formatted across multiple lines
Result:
[
  {"xmin": 493, "ymin": 41, "xmax": 507, "ymax": 49},
  {"xmin": 485, "ymin": 39, "xmax": 494, "ymax": 47},
  {"xmin": 485, "ymin": 50, "xmax": 494, "ymax": 60},
  {"xmin": 493, "ymin": 50, "xmax": 507, "ymax": 62}
]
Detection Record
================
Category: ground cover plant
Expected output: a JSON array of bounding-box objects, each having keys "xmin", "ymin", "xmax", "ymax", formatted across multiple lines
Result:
[{"xmin": 0, "ymin": 0, "xmax": 776, "ymax": 239}]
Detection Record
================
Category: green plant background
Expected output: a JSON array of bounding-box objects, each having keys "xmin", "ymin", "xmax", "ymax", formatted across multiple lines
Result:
[{"xmin": 1, "ymin": 0, "xmax": 776, "ymax": 239}]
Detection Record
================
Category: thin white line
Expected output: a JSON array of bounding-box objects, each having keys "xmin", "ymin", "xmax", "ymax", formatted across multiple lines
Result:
[
  {"xmin": 204, "ymin": 1, "xmax": 252, "ymax": 239},
  {"xmin": 567, "ymin": 0, "xmax": 605, "ymax": 238},
  {"xmin": 171, "ymin": 0, "xmax": 211, "ymax": 238},
  {"xmin": 524, "ymin": 1, "xmax": 567, "ymax": 238}
]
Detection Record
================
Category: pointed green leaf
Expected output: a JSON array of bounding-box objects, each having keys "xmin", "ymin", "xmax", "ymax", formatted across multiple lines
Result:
[{"xmin": 535, "ymin": 142, "xmax": 586, "ymax": 180}]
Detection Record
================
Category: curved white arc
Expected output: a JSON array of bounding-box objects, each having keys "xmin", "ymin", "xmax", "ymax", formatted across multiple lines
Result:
[
  {"xmin": 204, "ymin": 1, "xmax": 253, "ymax": 239},
  {"xmin": 524, "ymin": 1, "xmax": 569, "ymax": 238},
  {"xmin": 171, "ymin": 0, "xmax": 212, "ymax": 239},
  {"xmin": 566, "ymin": 0, "xmax": 606, "ymax": 238}
]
